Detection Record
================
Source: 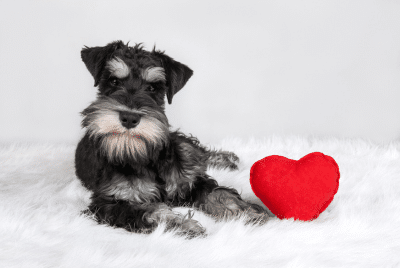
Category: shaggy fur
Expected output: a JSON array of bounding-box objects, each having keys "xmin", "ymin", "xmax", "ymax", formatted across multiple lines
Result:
[
  {"xmin": 1, "ymin": 136, "xmax": 400, "ymax": 267},
  {"xmin": 77, "ymin": 41, "xmax": 268, "ymax": 236}
]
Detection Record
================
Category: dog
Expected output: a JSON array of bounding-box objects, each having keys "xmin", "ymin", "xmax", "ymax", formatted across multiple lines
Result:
[{"xmin": 75, "ymin": 41, "xmax": 269, "ymax": 238}]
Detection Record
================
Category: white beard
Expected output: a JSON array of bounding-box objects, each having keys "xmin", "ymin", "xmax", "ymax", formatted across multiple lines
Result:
[{"xmin": 85, "ymin": 106, "xmax": 168, "ymax": 163}]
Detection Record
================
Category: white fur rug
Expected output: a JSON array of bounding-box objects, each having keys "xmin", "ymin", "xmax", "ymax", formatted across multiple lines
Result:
[{"xmin": 1, "ymin": 136, "xmax": 400, "ymax": 268}]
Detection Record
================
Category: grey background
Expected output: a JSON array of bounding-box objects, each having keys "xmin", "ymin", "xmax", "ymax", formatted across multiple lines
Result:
[{"xmin": 1, "ymin": 0, "xmax": 399, "ymax": 146}]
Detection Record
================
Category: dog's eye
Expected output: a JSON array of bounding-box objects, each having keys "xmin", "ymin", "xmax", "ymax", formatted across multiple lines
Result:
[
  {"xmin": 146, "ymin": 85, "xmax": 155, "ymax": 92},
  {"xmin": 110, "ymin": 78, "xmax": 120, "ymax": 87}
]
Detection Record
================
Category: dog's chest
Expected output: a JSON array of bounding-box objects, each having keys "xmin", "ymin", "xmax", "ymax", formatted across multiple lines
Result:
[{"xmin": 100, "ymin": 173, "xmax": 161, "ymax": 203}]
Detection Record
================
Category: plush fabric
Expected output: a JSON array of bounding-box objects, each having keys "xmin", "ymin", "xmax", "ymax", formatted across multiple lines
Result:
[
  {"xmin": 1, "ymin": 136, "xmax": 400, "ymax": 267},
  {"xmin": 250, "ymin": 152, "xmax": 340, "ymax": 221}
]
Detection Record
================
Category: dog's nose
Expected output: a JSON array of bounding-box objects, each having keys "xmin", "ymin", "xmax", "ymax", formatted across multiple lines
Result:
[{"xmin": 119, "ymin": 112, "xmax": 141, "ymax": 129}]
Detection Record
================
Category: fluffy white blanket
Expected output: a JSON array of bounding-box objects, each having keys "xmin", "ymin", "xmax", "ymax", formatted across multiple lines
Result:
[{"xmin": 1, "ymin": 136, "xmax": 400, "ymax": 268}]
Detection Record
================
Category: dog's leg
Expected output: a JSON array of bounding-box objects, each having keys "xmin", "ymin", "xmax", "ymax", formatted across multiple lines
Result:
[
  {"xmin": 192, "ymin": 179, "xmax": 269, "ymax": 223},
  {"xmin": 86, "ymin": 194, "xmax": 205, "ymax": 237},
  {"xmin": 170, "ymin": 131, "xmax": 240, "ymax": 171},
  {"xmin": 206, "ymin": 149, "xmax": 240, "ymax": 170}
]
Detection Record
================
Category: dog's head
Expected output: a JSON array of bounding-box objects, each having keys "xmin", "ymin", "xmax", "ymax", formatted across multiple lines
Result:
[
  {"xmin": 81, "ymin": 40, "xmax": 193, "ymax": 105},
  {"xmin": 80, "ymin": 41, "xmax": 193, "ymax": 163}
]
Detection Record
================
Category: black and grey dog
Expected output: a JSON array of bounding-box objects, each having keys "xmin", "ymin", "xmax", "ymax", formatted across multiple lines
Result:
[{"xmin": 75, "ymin": 41, "xmax": 269, "ymax": 237}]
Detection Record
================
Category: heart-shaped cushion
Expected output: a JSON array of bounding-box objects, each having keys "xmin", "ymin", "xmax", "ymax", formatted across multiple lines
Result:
[{"xmin": 250, "ymin": 152, "xmax": 340, "ymax": 221}]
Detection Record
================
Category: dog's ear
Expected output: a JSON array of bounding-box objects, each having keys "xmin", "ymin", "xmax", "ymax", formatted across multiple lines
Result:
[
  {"xmin": 152, "ymin": 50, "xmax": 193, "ymax": 104},
  {"xmin": 81, "ymin": 41, "xmax": 125, "ymax": 87}
]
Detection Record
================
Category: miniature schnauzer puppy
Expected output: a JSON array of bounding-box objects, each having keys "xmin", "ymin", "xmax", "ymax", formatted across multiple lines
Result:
[{"xmin": 75, "ymin": 41, "xmax": 269, "ymax": 237}]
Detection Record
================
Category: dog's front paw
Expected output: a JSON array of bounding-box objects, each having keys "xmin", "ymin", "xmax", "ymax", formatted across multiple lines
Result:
[
  {"xmin": 176, "ymin": 210, "xmax": 206, "ymax": 239},
  {"xmin": 207, "ymin": 150, "xmax": 240, "ymax": 171},
  {"xmin": 148, "ymin": 206, "xmax": 206, "ymax": 238}
]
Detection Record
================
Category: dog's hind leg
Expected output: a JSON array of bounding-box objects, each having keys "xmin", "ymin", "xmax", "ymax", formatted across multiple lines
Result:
[
  {"xmin": 197, "ymin": 186, "xmax": 270, "ymax": 224},
  {"xmin": 169, "ymin": 131, "xmax": 239, "ymax": 171},
  {"xmin": 206, "ymin": 149, "xmax": 240, "ymax": 170}
]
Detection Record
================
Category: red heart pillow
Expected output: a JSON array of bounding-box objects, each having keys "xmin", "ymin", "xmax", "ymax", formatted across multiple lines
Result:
[{"xmin": 250, "ymin": 152, "xmax": 340, "ymax": 221}]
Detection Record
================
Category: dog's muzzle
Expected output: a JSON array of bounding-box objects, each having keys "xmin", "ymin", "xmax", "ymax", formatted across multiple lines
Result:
[{"xmin": 119, "ymin": 111, "xmax": 141, "ymax": 129}]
